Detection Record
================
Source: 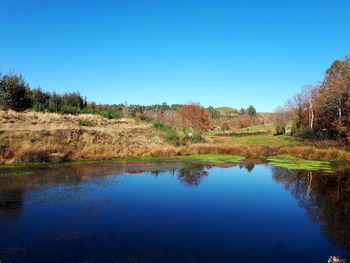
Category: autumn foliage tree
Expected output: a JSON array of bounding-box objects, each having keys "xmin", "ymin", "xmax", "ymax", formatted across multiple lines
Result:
[
  {"xmin": 177, "ymin": 103, "xmax": 210, "ymax": 131},
  {"xmin": 280, "ymin": 55, "xmax": 350, "ymax": 141}
]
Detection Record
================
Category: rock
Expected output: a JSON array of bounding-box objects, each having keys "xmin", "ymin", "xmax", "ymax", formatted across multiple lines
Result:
[{"xmin": 328, "ymin": 256, "xmax": 349, "ymax": 263}]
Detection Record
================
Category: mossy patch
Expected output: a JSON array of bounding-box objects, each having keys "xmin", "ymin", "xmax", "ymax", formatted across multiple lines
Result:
[{"xmin": 267, "ymin": 155, "xmax": 333, "ymax": 171}]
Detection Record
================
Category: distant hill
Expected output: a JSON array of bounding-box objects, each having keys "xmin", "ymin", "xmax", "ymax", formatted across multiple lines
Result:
[{"xmin": 216, "ymin": 107, "xmax": 239, "ymax": 116}]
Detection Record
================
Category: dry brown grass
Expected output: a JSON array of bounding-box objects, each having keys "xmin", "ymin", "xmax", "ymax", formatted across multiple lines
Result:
[
  {"xmin": 0, "ymin": 110, "xmax": 169, "ymax": 164},
  {"xmin": 1, "ymin": 110, "xmax": 349, "ymax": 164},
  {"xmin": 276, "ymin": 145, "xmax": 350, "ymax": 161}
]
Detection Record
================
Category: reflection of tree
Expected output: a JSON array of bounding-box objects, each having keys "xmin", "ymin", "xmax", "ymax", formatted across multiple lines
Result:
[
  {"xmin": 0, "ymin": 162, "xmax": 236, "ymax": 221},
  {"xmin": 239, "ymin": 161, "xmax": 255, "ymax": 172},
  {"xmin": 176, "ymin": 166, "xmax": 209, "ymax": 187},
  {"xmin": 0, "ymin": 189, "xmax": 25, "ymax": 221},
  {"xmin": 272, "ymin": 167, "xmax": 350, "ymax": 253}
]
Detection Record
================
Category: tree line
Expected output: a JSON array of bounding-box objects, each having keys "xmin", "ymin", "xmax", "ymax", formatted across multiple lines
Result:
[
  {"xmin": 0, "ymin": 72, "xmax": 87, "ymax": 114},
  {"xmin": 0, "ymin": 72, "xmax": 184, "ymax": 119},
  {"xmin": 275, "ymin": 55, "xmax": 350, "ymax": 141},
  {"xmin": 0, "ymin": 71, "xmax": 258, "ymax": 127}
]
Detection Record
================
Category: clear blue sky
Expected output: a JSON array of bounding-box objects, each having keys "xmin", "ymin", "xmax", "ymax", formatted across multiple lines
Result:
[{"xmin": 1, "ymin": 0, "xmax": 349, "ymax": 112}]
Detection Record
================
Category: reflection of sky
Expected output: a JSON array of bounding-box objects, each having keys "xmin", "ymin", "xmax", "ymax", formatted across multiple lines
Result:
[{"xmin": 0, "ymin": 163, "xmax": 345, "ymax": 262}]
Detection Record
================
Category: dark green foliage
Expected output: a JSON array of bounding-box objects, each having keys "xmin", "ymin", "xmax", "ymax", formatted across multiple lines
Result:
[
  {"xmin": 246, "ymin": 105, "xmax": 257, "ymax": 117},
  {"xmin": 82, "ymin": 104, "xmax": 122, "ymax": 119},
  {"xmin": 207, "ymin": 106, "xmax": 221, "ymax": 119},
  {"xmin": 62, "ymin": 92, "xmax": 85, "ymax": 109},
  {"xmin": 31, "ymin": 88, "xmax": 50, "ymax": 112},
  {"xmin": 152, "ymin": 120, "xmax": 165, "ymax": 129},
  {"xmin": 0, "ymin": 72, "xmax": 90, "ymax": 115},
  {"xmin": 0, "ymin": 73, "xmax": 31, "ymax": 111},
  {"xmin": 48, "ymin": 92, "xmax": 62, "ymax": 113}
]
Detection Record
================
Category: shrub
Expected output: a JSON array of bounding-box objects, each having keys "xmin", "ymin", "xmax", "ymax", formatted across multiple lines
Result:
[
  {"xmin": 165, "ymin": 128, "xmax": 186, "ymax": 146},
  {"xmin": 60, "ymin": 105, "xmax": 81, "ymax": 115},
  {"xmin": 48, "ymin": 92, "xmax": 62, "ymax": 112},
  {"xmin": 0, "ymin": 73, "xmax": 31, "ymax": 111},
  {"xmin": 152, "ymin": 120, "xmax": 165, "ymax": 130},
  {"xmin": 178, "ymin": 103, "xmax": 210, "ymax": 131},
  {"xmin": 31, "ymin": 88, "xmax": 50, "ymax": 111},
  {"xmin": 164, "ymin": 128, "xmax": 204, "ymax": 146}
]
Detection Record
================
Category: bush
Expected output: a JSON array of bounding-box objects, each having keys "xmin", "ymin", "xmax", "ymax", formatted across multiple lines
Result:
[
  {"xmin": 165, "ymin": 128, "xmax": 186, "ymax": 146},
  {"xmin": 178, "ymin": 103, "xmax": 210, "ymax": 131},
  {"xmin": 275, "ymin": 125, "xmax": 285, "ymax": 135},
  {"xmin": 152, "ymin": 121, "xmax": 165, "ymax": 130},
  {"xmin": 48, "ymin": 92, "xmax": 62, "ymax": 112},
  {"xmin": 32, "ymin": 102, "xmax": 47, "ymax": 112},
  {"xmin": 191, "ymin": 129, "xmax": 203, "ymax": 143},
  {"xmin": 81, "ymin": 107, "xmax": 122, "ymax": 119},
  {"xmin": 31, "ymin": 88, "xmax": 50, "ymax": 111},
  {"xmin": 164, "ymin": 128, "xmax": 204, "ymax": 146},
  {"xmin": 60, "ymin": 105, "xmax": 81, "ymax": 115},
  {"xmin": 0, "ymin": 73, "xmax": 31, "ymax": 111}
]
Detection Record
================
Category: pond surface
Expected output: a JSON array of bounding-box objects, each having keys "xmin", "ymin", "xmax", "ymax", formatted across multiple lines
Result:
[{"xmin": 0, "ymin": 161, "xmax": 349, "ymax": 263}]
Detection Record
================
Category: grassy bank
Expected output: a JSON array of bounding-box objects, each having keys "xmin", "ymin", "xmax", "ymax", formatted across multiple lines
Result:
[{"xmin": 0, "ymin": 111, "xmax": 349, "ymax": 166}]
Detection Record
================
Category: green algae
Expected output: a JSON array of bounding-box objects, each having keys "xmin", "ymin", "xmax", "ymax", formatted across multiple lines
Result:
[{"xmin": 267, "ymin": 155, "xmax": 333, "ymax": 171}]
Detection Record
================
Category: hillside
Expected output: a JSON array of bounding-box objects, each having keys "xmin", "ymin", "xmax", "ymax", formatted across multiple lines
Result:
[{"xmin": 0, "ymin": 110, "xmax": 168, "ymax": 164}]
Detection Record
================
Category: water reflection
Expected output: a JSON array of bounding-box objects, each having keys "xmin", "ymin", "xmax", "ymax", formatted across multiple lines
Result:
[
  {"xmin": 0, "ymin": 162, "xmax": 236, "ymax": 221},
  {"xmin": 0, "ymin": 189, "xmax": 24, "ymax": 221},
  {"xmin": 239, "ymin": 160, "xmax": 256, "ymax": 172},
  {"xmin": 0, "ymin": 162, "xmax": 349, "ymax": 262},
  {"xmin": 272, "ymin": 167, "xmax": 350, "ymax": 254},
  {"xmin": 177, "ymin": 166, "xmax": 209, "ymax": 187}
]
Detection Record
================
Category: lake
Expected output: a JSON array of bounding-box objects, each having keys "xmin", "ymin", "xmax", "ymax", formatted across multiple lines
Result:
[{"xmin": 0, "ymin": 161, "xmax": 349, "ymax": 262}]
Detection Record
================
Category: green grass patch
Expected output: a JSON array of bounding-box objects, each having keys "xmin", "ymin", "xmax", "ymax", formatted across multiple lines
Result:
[
  {"xmin": 238, "ymin": 124, "xmax": 274, "ymax": 133},
  {"xmin": 232, "ymin": 134, "xmax": 296, "ymax": 146},
  {"xmin": 205, "ymin": 131, "xmax": 222, "ymax": 136},
  {"xmin": 267, "ymin": 155, "xmax": 333, "ymax": 171}
]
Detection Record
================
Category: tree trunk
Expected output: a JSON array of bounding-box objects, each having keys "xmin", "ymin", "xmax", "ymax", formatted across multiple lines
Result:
[{"xmin": 309, "ymin": 99, "xmax": 314, "ymax": 130}]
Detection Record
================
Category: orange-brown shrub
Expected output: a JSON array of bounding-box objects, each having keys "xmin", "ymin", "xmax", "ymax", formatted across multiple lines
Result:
[{"xmin": 177, "ymin": 103, "xmax": 210, "ymax": 131}]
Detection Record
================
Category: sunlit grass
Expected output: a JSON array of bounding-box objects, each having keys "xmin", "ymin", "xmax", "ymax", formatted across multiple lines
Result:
[
  {"xmin": 238, "ymin": 124, "xmax": 274, "ymax": 133},
  {"xmin": 205, "ymin": 124, "xmax": 298, "ymax": 147},
  {"xmin": 267, "ymin": 155, "xmax": 332, "ymax": 171},
  {"xmin": 231, "ymin": 134, "xmax": 297, "ymax": 146}
]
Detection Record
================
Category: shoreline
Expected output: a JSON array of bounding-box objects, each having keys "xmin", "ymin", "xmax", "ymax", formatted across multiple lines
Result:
[{"xmin": 0, "ymin": 153, "xmax": 348, "ymax": 178}]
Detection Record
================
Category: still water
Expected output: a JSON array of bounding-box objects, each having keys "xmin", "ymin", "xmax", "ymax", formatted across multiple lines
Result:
[{"xmin": 0, "ymin": 161, "xmax": 349, "ymax": 263}]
